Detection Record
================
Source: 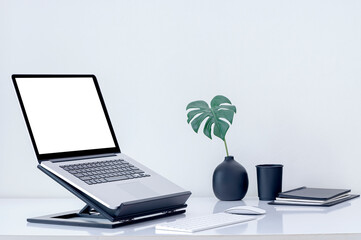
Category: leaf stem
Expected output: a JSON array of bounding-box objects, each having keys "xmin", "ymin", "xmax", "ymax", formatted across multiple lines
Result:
[{"xmin": 224, "ymin": 138, "xmax": 229, "ymax": 156}]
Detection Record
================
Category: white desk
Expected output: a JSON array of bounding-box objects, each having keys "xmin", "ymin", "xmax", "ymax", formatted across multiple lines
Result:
[{"xmin": 0, "ymin": 197, "xmax": 360, "ymax": 240}]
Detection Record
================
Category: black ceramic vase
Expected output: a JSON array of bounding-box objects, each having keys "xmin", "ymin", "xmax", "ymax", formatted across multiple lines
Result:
[{"xmin": 212, "ymin": 156, "xmax": 249, "ymax": 201}]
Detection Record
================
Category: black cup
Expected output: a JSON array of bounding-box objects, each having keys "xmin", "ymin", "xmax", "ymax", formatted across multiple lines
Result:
[{"xmin": 256, "ymin": 164, "xmax": 283, "ymax": 200}]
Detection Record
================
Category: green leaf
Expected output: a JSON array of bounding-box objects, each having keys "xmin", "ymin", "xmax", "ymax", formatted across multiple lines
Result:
[
  {"xmin": 203, "ymin": 117, "xmax": 214, "ymax": 139},
  {"xmin": 186, "ymin": 95, "xmax": 236, "ymax": 141},
  {"xmin": 213, "ymin": 119, "xmax": 230, "ymax": 141},
  {"xmin": 191, "ymin": 113, "xmax": 210, "ymax": 133},
  {"xmin": 187, "ymin": 109, "xmax": 204, "ymax": 123},
  {"xmin": 215, "ymin": 105, "xmax": 237, "ymax": 113},
  {"xmin": 215, "ymin": 109, "xmax": 235, "ymax": 124},
  {"xmin": 186, "ymin": 100, "xmax": 209, "ymax": 110},
  {"xmin": 211, "ymin": 95, "xmax": 231, "ymax": 108}
]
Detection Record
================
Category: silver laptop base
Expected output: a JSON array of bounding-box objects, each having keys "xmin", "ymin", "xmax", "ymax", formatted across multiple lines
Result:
[
  {"xmin": 27, "ymin": 165, "xmax": 190, "ymax": 228},
  {"xmin": 28, "ymin": 204, "xmax": 186, "ymax": 229}
]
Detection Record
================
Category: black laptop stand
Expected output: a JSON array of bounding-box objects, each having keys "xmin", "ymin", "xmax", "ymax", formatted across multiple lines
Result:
[{"xmin": 27, "ymin": 165, "xmax": 190, "ymax": 228}]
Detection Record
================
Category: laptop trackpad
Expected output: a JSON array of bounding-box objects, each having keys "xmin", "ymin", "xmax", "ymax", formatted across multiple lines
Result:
[{"xmin": 117, "ymin": 182, "xmax": 158, "ymax": 198}]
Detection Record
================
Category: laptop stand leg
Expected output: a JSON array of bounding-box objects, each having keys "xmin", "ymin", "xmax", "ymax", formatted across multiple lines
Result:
[{"xmin": 79, "ymin": 205, "xmax": 93, "ymax": 215}]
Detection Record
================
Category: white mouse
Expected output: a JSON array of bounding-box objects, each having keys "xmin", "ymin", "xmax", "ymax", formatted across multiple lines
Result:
[{"xmin": 225, "ymin": 206, "xmax": 266, "ymax": 215}]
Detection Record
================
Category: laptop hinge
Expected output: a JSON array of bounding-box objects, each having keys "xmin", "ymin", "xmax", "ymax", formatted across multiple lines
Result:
[{"xmin": 49, "ymin": 153, "xmax": 117, "ymax": 163}]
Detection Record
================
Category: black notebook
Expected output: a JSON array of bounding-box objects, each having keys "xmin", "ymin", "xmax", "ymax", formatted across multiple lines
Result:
[
  {"xmin": 278, "ymin": 187, "xmax": 350, "ymax": 201},
  {"xmin": 269, "ymin": 187, "xmax": 359, "ymax": 207}
]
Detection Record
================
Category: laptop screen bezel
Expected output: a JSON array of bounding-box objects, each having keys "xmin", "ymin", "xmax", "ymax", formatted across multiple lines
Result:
[{"xmin": 12, "ymin": 74, "xmax": 121, "ymax": 163}]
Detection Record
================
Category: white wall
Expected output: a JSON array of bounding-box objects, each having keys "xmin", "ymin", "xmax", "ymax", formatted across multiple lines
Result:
[{"xmin": 1, "ymin": 0, "xmax": 361, "ymax": 198}]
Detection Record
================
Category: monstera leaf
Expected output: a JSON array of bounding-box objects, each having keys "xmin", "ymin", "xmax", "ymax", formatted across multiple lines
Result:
[{"xmin": 186, "ymin": 95, "xmax": 237, "ymax": 141}]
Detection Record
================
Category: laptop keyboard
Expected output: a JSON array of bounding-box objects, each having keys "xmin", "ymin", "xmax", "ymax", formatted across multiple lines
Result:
[{"xmin": 60, "ymin": 159, "xmax": 150, "ymax": 185}]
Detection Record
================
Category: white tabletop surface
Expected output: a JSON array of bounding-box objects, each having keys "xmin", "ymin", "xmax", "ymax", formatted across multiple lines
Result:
[{"xmin": 0, "ymin": 196, "xmax": 360, "ymax": 240}]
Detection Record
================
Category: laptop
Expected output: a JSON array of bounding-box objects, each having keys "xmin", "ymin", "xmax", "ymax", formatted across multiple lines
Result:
[{"xmin": 13, "ymin": 74, "xmax": 191, "ymax": 210}]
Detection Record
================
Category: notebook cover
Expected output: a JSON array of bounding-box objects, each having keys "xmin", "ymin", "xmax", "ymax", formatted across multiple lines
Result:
[
  {"xmin": 269, "ymin": 194, "xmax": 359, "ymax": 207},
  {"xmin": 277, "ymin": 187, "xmax": 351, "ymax": 201}
]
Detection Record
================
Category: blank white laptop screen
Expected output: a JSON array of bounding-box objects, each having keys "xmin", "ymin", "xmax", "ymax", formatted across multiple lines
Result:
[{"xmin": 15, "ymin": 77, "xmax": 116, "ymax": 154}]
